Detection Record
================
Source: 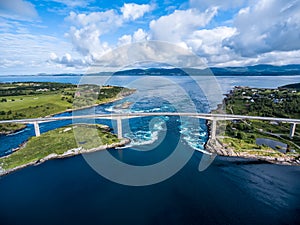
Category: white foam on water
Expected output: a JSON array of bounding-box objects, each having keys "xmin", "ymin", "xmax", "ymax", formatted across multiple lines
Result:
[
  {"xmin": 178, "ymin": 119, "xmax": 208, "ymax": 152},
  {"xmin": 125, "ymin": 130, "xmax": 160, "ymax": 147},
  {"xmin": 123, "ymin": 117, "xmax": 167, "ymax": 148},
  {"xmin": 103, "ymin": 100, "xmax": 207, "ymax": 153},
  {"xmin": 104, "ymin": 105, "xmax": 114, "ymax": 112},
  {"xmin": 7, "ymin": 128, "xmax": 27, "ymax": 136}
]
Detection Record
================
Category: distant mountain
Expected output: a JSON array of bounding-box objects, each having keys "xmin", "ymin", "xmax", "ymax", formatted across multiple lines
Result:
[
  {"xmin": 279, "ymin": 83, "xmax": 300, "ymax": 90},
  {"xmin": 112, "ymin": 64, "xmax": 300, "ymax": 76},
  {"xmin": 211, "ymin": 64, "xmax": 300, "ymax": 76},
  {"xmin": 37, "ymin": 64, "xmax": 300, "ymax": 77},
  {"xmin": 114, "ymin": 68, "xmax": 188, "ymax": 76},
  {"xmin": 51, "ymin": 73, "xmax": 83, "ymax": 76}
]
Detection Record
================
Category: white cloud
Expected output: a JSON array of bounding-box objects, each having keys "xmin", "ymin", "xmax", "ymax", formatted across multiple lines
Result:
[
  {"xmin": 50, "ymin": 0, "xmax": 93, "ymax": 8},
  {"xmin": 121, "ymin": 3, "xmax": 152, "ymax": 21},
  {"xmin": 88, "ymin": 41, "xmax": 211, "ymax": 71},
  {"xmin": 4, "ymin": 0, "xmax": 296, "ymax": 74},
  {"xmin": 0, "ymin": 59, "xmax": 25, "ymax": 68},
  {"xmin": 146, "ymin": 2, "xmax": 300, "ymax": 68},
  {"xmin": 190, "ymin": 0, "xmax": 247, "ymax": 10},
  {"xmin": 63, "ymin": 5, "xmax": 249, "ymax": 69},
  {"xmin": 250, "ymin": 50, "xmax": 300, "ymax": 66},
  {"xmin": 224, "ymin": 0, "xmax": 300, "ymax": 57},
  {"xmin": 48, "ymin": 52, "xmax": 87, "ymax": 67},
  {"xmin": 0, "ymin": 18, "xmax": 29, "ymax": 33},
  {"xmin": 0, "ymin": 33, "xmax": 67, "ymax": 61},
  {"xmin": 213, "ymin": 50, "xmax": 300, "ymax": 67},
  {"xmin": 117, "ymin": 29, "xmax": 148, "ymax": 46},
  {"xmin": 0, "ymin": 32, "xmax": 80, "ymax": 74},
  {"xmin": 49, "ymin": 52, "xmax": 58, "ymax": 61},
  {"xmin": 118, "ymin": 34, "xmax": 132, "ymax": 46},
  {"xmin": 66, "ymin": 25, "xmax": 110, "ymax": 57},
  {"xmin": 186, "ymin": 26, "xmax": 237, "ymax": 65},
  {"xmin": 188, "ymin": 27, "xmax": 236, "ymax": 55},
  {"xmin": 66, "ymin": 10, "xmax": 122, "ymax": 29},
  {"xmin": 0, "ymin": 0, "xmax": 38, "ymax": 21},
  {"xmin": 133, "ymin": 29, "xmax": 148, "ymax": 42},
  {"xmin": 149, "ymin": 8, "xmax": 217, "ymax": 43},
  {"xmin": 65, "ymin": 10, "xmax": 123, "ymax": 60},
  {"xmin": 65, "ymin": 5, "xmax": 151, "ymax": 64},
  {"xmin": 147, "ymin": 7, "xmax": 239, "ymax": 65}
]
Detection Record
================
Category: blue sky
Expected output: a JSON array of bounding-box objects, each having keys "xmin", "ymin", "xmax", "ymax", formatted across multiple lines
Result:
[{"xmin": 0, "ymin": 0, "xmax": 300, "ymax": 75}]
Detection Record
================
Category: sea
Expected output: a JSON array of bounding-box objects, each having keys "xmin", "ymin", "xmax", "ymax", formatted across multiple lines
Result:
[{"xmin": 0, "ymin": 75, "xmax": 299, "ymax": 225}]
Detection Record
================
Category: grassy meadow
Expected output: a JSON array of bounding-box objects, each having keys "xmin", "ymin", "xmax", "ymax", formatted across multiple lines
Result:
[{"xmin": 0, "ymin": 124, "xmax": 120, "ymax": 170}]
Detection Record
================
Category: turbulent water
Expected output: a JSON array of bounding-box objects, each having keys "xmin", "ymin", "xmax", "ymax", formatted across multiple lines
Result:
[{"xmin": 0, "ymin": 75, "xmax": 300, "ymax": 225}]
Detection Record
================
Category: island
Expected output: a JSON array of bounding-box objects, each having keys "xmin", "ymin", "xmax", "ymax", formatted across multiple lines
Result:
[
  {"xmin": 207, "ymin": 82, "xmax": 300, "ymax": 165},
  {"xmin": 0, "ymin": 82, "xmax": 135, "ymax": 176},
  {"xmin": 0, "ymin": 124, "xmax": 130, "ymax": 176}
]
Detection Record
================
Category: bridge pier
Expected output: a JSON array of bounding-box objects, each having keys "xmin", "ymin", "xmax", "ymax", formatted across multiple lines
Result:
[
  {"xmin": 290, "ymin": 123, "xmax": 296, "ymax": 139},
  {"xmin": 33, "ymin": 122, "xmax": 40, "ymax": 137},
  {"xmin": 116, "ymin": 118, "xmax": 122, "ymax": 139},
  {"xmin": 211, "ymin": 119, "xmax": 217, "ymax": 140}
]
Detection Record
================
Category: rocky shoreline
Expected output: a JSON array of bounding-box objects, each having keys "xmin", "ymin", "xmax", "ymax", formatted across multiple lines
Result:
[
  {"xmin": 0, "ymin": 138, "xmax": 130, "ymax": 177},
  {"xmin": 204, "ymin": 120, "xmax": 300, "ymax": 166},
  {"xmin": 47, "ymin": 90, "xmax": 136, "ymax": 117},
  {"xmin": 0, "ymin": 124, "xmax": 27, "ymax": 136}
]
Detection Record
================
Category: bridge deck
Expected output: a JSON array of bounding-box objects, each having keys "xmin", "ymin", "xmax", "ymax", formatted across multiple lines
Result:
[
  {"xmin": 0, "ymin": 112, "xmax": 298, "ymax": 149},
  {"xmin": 0, "ymin": 113, "xmax": 299, "ymax": 124}
]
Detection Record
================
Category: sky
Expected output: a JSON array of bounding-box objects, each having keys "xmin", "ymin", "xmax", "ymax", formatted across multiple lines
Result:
[{"xmin": 0, "ymin": 0, "xmax": 300, "ymax": 75}]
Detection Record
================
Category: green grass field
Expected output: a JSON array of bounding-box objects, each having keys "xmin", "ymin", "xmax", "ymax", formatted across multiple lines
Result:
[
  {"xmin": 0, "ymin": 93, "xmax": 72, "ymax": 119},
  {"xmin": 221, "ymin": 137, "xmax": 285, "ymax": 157},
  {"xmin": 0, "ymin": 124, "xmax": 120, "ymax": 170},
  {"xmin": 0, "ymin": 91, "xmax": 74, "ymax": 133}
]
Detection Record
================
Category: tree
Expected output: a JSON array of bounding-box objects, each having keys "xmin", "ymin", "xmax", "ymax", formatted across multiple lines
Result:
[{"xmin": 236, "ymin": 132, "xmax": 245, "ymax": 139}]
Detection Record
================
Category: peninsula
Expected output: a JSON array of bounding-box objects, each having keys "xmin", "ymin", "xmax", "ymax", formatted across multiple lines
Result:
[{"xmin": 208, "ymin": 83, "xmax": 300, "ymax": 165}]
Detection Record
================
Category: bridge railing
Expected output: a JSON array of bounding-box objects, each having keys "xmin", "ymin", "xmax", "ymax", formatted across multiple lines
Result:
[{"xmin": 0, "ymin": 113, "xmax": 299, "ymax": 139}]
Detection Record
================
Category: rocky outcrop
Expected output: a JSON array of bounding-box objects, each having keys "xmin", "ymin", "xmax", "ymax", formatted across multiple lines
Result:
[{"xmin": 205, "ymin": 121, "xmax": 300, "ymax": 166}]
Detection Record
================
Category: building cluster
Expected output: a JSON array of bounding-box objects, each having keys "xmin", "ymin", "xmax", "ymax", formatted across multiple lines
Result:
[{"xmin": 231, "ymin": 86, "xmax": 299, "ymax": 104}]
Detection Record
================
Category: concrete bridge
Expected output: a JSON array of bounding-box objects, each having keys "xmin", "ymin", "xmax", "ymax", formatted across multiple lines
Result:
[{"xmin": 0, "ymin": 113, "xmax": 299, "ymax": 140}]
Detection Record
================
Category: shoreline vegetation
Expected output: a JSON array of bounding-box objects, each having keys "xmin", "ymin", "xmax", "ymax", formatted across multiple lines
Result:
[{"xmin": 207, "ymin": 83, "xmax": 300, "ymax": 165}]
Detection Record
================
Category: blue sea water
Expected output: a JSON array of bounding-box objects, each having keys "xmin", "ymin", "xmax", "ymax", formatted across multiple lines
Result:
[{"xmin": 0, "ymin": 75, "xmax": 300, "ymax": 225}]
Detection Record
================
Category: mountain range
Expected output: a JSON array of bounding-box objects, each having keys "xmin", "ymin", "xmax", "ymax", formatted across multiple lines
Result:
[{"xmin": 47, "ymin": 64, "xmax": 300, "ymax": 76}]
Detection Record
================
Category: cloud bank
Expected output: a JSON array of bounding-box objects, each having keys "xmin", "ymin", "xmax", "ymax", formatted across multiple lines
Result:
[{"xmin": 1, "ymin": 0, "xmax": 300, "ymax": 74}]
